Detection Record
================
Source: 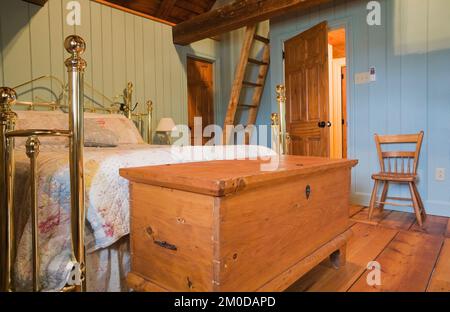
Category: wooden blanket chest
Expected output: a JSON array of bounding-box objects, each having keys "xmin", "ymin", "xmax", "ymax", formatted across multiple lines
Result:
[{"xmin": 120, "ymin": 156, "xmax": 358, "ymax": 292}]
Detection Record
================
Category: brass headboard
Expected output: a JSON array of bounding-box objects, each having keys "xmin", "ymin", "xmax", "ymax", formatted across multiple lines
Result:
[{"xmin": 11, "ymin": 75, "xmax": 153, "ymax": 144}]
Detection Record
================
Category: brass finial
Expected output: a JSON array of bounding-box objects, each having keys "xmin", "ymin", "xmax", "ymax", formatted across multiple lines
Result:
[
  {"xmin": 276, "ymin": 84, "xmax": 286, "ymax": 102},
  {"xmin": 271, "ymin": 113, "xmax": 279, "ymax": 126},
  {"xmin": 26, "ymin": 136, "xmax": 41, "ymax": 159},
  {"xmin": 276, "ymin": 84, "xmax": 285, "ymax": 95},
  {"xmin": 64, "ymin": 35, "xmax": 87, "ymax": 72},
  {"xmin": 0, "ymin": 88, "xmax": 17, "ymax": 109},
  {"xmin": 0, "ymin": 88, "xmax": 18, "ymax": 124},
  {"xmin": 64, "ymin": 35, "xmax": 86, "ymax": 56}
]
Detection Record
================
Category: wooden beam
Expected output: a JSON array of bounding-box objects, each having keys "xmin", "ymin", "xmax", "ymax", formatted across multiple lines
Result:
[
  {"xmin": 22, "ymin": 0, "xmax": 47, "ymax": 6},
  {"xmin": 173, "ymin": 0, "xmax": 339, "ymax": 45},
  {"xmin": 157, "ymin": 0, "xmax": 178, "ymax": 19}
]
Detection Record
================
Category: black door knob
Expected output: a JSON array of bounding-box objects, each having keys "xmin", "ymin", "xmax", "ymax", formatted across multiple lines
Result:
[
  {"xmin": 327, "ymin": 121, "xmax": 332, "ymax": 127},
  {"xmin": 318, "ymin": 121, "xmax": 326, "ymax": 128}
]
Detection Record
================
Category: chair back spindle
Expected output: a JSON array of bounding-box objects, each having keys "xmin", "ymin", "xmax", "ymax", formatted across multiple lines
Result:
[{"xmin": 374, "ymin": 132, "xmax": 424, "ymax": 175}]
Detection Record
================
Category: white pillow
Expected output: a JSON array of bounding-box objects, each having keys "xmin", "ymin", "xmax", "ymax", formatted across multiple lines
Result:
[{"xmin": 84, "ymin": 119, "xmax": 119, "ymax": 147}]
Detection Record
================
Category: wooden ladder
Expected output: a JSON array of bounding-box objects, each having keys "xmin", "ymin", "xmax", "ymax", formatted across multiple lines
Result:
[{"xmin": 223, "ymin": 24, "xmax": 270, "ymax": 144}]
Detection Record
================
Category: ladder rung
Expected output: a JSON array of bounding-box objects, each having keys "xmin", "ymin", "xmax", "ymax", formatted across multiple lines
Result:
[
  {"xmin": 238, "ymin": 104, "xmax": 258, "ymax": 109},
  {"xmin": 254, "ymin": 35, "xmax": 270, "ymax": 44},
  {"xmin": 248, "ymin": 58, "xmax": 269, "ymax": 66},
  {"xmin": 242, "ymin": 81, "xmax": 263, "ymax": 87}
]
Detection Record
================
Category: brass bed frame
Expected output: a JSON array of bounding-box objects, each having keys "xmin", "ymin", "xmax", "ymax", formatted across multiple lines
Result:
[{"xmin": 0, "ymin": 35, "xmax": 153, "ymax": 292}]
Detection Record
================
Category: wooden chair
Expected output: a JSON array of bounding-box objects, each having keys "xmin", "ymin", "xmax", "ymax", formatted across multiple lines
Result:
[{"xmin": 368, "ymin": 131, "xmax": 426, "ymax": 227}]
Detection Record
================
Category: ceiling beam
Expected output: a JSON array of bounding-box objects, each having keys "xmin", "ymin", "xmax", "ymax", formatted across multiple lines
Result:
[
  {"xmin": 173, "ymin": 0, "xmax": 339, "ymax": 45},
  {"xmin": 22, "ymin": 0, "xmax": 48, "ymax": 6},
  {"xmin": 157, "ymin": 0, "xmax": 178, "ymax": 19}
]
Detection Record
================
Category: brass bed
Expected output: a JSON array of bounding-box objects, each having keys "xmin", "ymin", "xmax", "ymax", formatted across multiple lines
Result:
[
  {"xmin": 0, "ymin": 34, "xmax": 288, "ymax": 293},
  {"xmin": 0, "ymin": 35, "xmax": 152, "ymax": 292}
]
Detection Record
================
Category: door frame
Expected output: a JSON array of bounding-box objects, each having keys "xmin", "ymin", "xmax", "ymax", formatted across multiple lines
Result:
[
  {"xmin": 184, "ymin": 52, "xmax": 221, "ymax": 126},
  {"xmin": 278, "ymin": 18, "xmax": 353, "ymax": 158}
]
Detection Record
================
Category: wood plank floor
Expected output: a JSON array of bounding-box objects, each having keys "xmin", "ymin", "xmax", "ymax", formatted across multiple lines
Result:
[{"xmin": 287, "ymin": 206, "xmax": 450, "ymax": 292}]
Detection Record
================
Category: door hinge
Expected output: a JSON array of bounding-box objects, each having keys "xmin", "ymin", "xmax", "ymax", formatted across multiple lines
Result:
[{"xmin": 282, "ymin": 50, "xmax": 285, "ymax": 59}]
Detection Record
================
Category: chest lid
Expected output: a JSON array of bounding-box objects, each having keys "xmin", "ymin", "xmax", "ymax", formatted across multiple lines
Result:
[{"xmin": 119, "ymin": 155, "xmax": 358, "ymax": 197}]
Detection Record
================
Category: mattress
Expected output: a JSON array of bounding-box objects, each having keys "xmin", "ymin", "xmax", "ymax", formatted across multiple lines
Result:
[{"xmin": 13, "ymin": 144, "xmax": 275, "ymax": 291}]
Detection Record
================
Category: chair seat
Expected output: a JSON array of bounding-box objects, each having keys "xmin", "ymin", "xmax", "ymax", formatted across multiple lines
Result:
[{"xmin": 372, "ymin": 172, "xmax": 417, "ymax": 182}]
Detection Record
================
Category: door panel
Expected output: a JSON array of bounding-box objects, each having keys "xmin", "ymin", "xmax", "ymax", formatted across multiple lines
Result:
[
  {"xmin": 187, "ymin": 57, "xmax": 214, "ymax": 145},
  {"xmin": 284, "ymin": 22, "xmax": 330, "ymax": 157}
]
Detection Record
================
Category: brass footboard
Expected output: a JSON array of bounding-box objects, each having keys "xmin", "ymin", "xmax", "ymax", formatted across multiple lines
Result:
[{"xmin": 0, "ymin": 35, "xmax": 87, "ymax": 292}]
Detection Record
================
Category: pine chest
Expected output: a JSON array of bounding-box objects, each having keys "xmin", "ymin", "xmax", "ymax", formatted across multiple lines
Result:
[{"xmin": 120, "ymin": 156, "xmax": 358, "ymax": 292}]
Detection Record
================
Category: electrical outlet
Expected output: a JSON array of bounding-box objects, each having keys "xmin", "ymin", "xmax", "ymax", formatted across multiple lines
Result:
[{"xmin": 436, "ymin": 168, "xmax": 446, "ymax": 181}]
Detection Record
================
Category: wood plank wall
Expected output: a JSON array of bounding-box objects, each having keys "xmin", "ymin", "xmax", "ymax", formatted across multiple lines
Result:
[
  {"xmin": 0, "ymin": 0, "xmax": 222, "ymax": 138},
  {"xmin": 268, "ymin": 0, "xmax": 450, "ymax": 217}
]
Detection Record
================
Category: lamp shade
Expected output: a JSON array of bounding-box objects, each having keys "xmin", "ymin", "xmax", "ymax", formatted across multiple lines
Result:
[{"xmin": 156, "ymin": 117, "xmax": 177, "ymax": 132}]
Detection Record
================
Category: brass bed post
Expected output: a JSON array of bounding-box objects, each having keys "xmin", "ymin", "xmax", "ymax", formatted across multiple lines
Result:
[
  {"xmin": 64, "ymin": 35, "xmax": 87, "ymax": 292},
  {"xmin": 270, "ymin": 113, "xmax": 280, "ymax": 155},
  {"xmin": 147, "ymin": 100, "xmax": 153, "ymax": 144},
  {"xmin": 25, "ymin": 136, "xmax": 40, "ymax": 291},
  {"xmin": 0, "ymin": 87, "xmax": 17, "ymax": 292},
  {"xmin": 124, "ymin": 82, "xmax": 133, "ymax": 119},
  {"xmin": 275, "ymin": 85, "xmax": 289, "ymax": 155}
]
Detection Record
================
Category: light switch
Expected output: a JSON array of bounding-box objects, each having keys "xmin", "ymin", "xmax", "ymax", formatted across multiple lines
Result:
[{"xmin": 370, "ymin": 67, "xmax": 376, "ymax": 82}]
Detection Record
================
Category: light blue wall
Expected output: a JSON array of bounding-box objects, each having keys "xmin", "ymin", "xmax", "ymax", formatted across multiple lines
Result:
[{"xmin": 263, "ymin": 0, "xmax": 450, "ymax": 217}]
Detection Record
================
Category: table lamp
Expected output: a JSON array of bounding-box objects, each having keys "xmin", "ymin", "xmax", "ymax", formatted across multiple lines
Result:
[{"xmin": 156, "ymin": 117, "xmax": 177, "ymax": 145}]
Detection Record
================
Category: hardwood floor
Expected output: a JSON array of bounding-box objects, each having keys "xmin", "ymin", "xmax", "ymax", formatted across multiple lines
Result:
[{"xmin": 287, "ymin": 206, "xmax": 450, "ymax": 292}]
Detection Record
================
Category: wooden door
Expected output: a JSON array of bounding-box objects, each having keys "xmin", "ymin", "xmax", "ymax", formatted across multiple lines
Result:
[
  {"xmin": 187, "ymin": 57, "xmax": 214, "ymax": 145},
  {"xmin": 341, "ymin": 66, "xmax": 347, "ymax": 158},
  {"xmin": 284, "ymin": 22, "xmax": 330, "ymax": 157}
]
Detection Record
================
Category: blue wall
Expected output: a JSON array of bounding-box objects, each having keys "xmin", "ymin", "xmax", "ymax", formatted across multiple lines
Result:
[{"xmin": 262, "ymin": 0, "xmax": 450, "ymax": 217}]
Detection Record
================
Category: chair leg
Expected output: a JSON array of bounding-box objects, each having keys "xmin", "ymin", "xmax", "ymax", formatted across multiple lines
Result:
[
  {"xmin": 378, "ymin": 182, "xmax": 389, "ymax": 211},
  {"xmin": 412, "ymin": 183, "xmax": 427, "ymax": 222},
  {"xmin": 409, "ymin": 182, "xmax": 423, "ymax": 228},
  {"xmin": 368, "ymin": 180, "xmax": 380, "ymax": 221}
]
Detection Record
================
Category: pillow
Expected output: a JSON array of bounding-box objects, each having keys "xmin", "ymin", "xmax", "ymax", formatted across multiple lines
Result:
[
  {"xmin": 13, "ymin": 111, "xmax": 144, "ymax": 147},
  {"xmin": 84, "ymin": 119, "xmax": 118, "ymax": 147},
  {"xmin": 84, "ymin": 113, "xmax": 144, "ymax": 144},
  {"xmin": 14, "ymin": 110, "xmax": 69, "ymax": 147}
]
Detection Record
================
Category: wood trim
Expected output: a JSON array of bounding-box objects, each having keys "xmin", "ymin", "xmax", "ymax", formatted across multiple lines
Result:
[
  {"xmin": 22, "ymin": 0, "xmax": 47, "ymax": 6},
  {"xmin": 93, "ymin": 0, "xmax": 176, "ymax": 27},
  {"xmin": 173, "ymin": 0, "xmax": 340, "ymax": 45}
]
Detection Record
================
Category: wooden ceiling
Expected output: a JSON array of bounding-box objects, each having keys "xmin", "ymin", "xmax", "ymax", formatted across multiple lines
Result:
[{"xmin": 99, "ymin": 0, "xmax": 217, "ymax": 25}]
